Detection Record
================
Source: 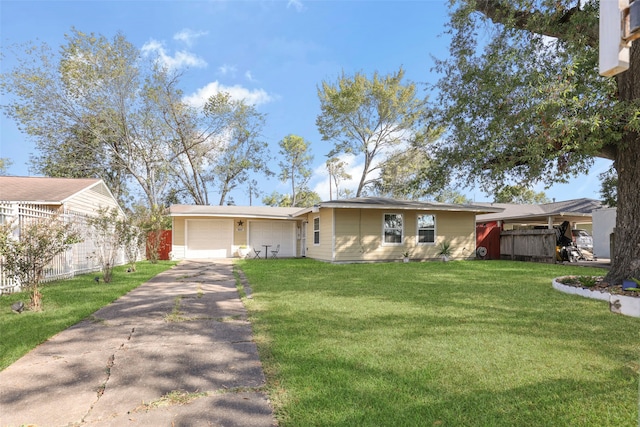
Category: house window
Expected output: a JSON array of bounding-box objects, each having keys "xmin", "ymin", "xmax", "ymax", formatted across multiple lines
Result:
[
  {"xmin": 383, "ymin": 213, "xmax": 403, "ymax": 244},
  {"xmin": 313, "ymin": 217, "xmax": 320, "ymax": 244},
  {"xmin": 417, "ymin": 214, "xmax": 436, "ymax": 244}
]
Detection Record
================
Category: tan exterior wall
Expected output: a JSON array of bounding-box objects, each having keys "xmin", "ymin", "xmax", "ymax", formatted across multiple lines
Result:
[
  {"xmin": 172, "ymin": 208, "xmax": 477, "ymax": 262},
  {"xmin": 330, "ymin": 208, "xmax": 476, "ymax": 262},
  {"xmin": 171, "ymin": 216, "xmax": 303, "ymax": 259},
  {"xmin": 172, "ymin": 217, "xmax": 186, "ymax": 259},
  {"xmin": 302, "ymin": 209, "xmax": 334, "ymax": 261}
]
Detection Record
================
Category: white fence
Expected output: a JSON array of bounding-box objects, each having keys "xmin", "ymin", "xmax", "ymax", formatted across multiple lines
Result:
[{"xmin": 0, "ymin": 203, "xmax": 127, "ymax": 294}]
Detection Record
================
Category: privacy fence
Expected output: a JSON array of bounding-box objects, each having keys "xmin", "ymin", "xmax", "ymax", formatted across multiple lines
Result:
[
  {"xmin": 500, "ymin": 229, "xmax": 557, "ymax": 263},
  {"xmin": 0, "ymin": 202, "xmax": 127, "ymax": 295}
]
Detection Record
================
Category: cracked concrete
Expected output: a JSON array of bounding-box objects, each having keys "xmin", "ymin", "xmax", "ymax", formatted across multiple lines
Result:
[{"xmin": 0, "ymin": 259, "xmax": 276, "ymax": 427}]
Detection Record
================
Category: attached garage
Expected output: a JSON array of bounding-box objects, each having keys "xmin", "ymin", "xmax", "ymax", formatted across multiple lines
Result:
[
  {"xmin": 170, "ymin": 205, "xmax": 303, "ymax": 260},
  {"xmin": 185, "ymin": 219, "xmax": 233, "ymax": 258},
  {"xmin": 248, "ymin": 221, "xmax": 297, "ymax": 258}
]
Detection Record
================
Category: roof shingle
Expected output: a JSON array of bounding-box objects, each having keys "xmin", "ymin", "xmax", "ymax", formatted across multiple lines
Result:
[{"xmin": 0, "ymin": 176, "xmax": 101, "ymax": 203}]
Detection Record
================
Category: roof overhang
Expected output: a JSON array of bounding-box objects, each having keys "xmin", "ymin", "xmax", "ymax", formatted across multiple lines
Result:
[
  {"xmin": 292, "ymin": 198, "xmax": 503, "ymax": 217},
  {"xmin": 169, "ymin": 205, "xmax": 303, "ymax": 220}
]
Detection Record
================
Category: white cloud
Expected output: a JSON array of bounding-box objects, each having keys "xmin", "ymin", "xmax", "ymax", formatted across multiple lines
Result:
[
  {"xmin": 141, "ymin": 38, "xmax": 207, "ymax": 70},
  {"xmin": 183, "ymin": 81, "xmax": 273, "ymax": 108},
  {"xmin": 173, "ymin": 29, "xmax": 208, "ymax": 47},
  {"xmin": 218, "ymin": 64, "xmax": 237, "ymax": 76},
  {"xmin": 287, "ymin": 0, "xmax": 304, "ymax": 12},
  {"xmin": 245, "ymin": 70, "xmax": 256, "ymax": 82}
]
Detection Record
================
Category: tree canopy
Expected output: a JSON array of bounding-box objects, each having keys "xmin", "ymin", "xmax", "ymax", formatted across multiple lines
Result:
[
  {"xmin": 493, "ymin": 185, "xmax": 550, "ymax": 204},
  {"xmin": 435, "ymin": 0, "xmax": 640, "ymax": 283},
  {"xmin": 326, "ymin": 157, "xmax": 352, "ymax": 200},
  {"xmin": 316, "ymin": 67, "xmax": 430, "ymax": 197},
  {"xmin": 0, "ymin": 28, "xmax": 271, "ymax": 208},
  {"xmin": 0, "ymin": 158, "xmax": 11, "ymax": 176},
  {"xmin": 276, "ymin": 134, "xmax": 314, "ymax": 207},
  {"xmin": 206, "ymin": 93, "xmax": 272, "ymax": 206},
  {"xmin": 3, "ymin": 30, "xmax": 176, "ymax": 206}
]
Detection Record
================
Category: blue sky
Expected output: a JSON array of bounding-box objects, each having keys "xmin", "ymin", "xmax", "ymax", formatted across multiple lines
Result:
[{"xmin": 0, "ymin": 0, "xmax": 611, "ymax": 205}]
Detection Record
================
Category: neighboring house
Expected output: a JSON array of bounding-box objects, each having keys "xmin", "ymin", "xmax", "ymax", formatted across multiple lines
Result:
[
  {"xmin": 592, "ymin": 207, "xmax": 616, "ymax": 258},
  {"xmin": 0, "ymin": 176, "xmax": 126, "ymax": 292},
  {"xmin": 476, "ymin": 198, "xmax": 603, "ymax": 230},
  {"xmin": 0, "ymin": 176, "xmax": 124, "ymax": 216},
  {"xmin": 475, "ymin": 198, "xmax": 604, "ymax": 260},
  {"xmin": 170, "ymin": 197, "xmax": 502, "ymax": 262}
]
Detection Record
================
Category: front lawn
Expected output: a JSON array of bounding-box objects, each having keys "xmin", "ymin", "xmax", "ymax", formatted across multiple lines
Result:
[
  {"xmin": 238, "ymin": 259, "xmax": 639, "ymax": 426},
  {"xmin": 0, "ymin": 260, "xmax": 177, "ymax": 370}
]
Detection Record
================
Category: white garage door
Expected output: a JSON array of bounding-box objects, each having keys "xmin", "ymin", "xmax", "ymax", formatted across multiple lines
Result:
[
  {"xmin": 186, "ymin": 219, "xmax": 233, "ymax": 258},
  {"xmin": 248, "ymin": 221, "xmax": 296, "ymax": 258}
]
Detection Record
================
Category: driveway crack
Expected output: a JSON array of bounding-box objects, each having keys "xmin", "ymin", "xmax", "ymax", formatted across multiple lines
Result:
[{"xmin": 80, "ymin": 327, "xmax": 135, "ymax": 424}]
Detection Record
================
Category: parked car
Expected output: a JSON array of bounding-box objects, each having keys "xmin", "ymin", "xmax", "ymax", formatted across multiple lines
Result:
[{"xmin": 571, "ymin": 229, "xmax": 593, "ymax": 250}]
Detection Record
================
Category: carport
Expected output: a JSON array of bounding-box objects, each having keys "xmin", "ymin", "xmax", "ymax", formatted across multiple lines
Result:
[{"xmin": 475, "ymin": 198, "xmax": 604, "ymax": 261}]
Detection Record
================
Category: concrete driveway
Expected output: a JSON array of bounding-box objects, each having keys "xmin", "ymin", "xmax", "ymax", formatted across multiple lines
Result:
[{"xmin": 0, "ymin": 259, "xmax": 277, "ymax": 427}]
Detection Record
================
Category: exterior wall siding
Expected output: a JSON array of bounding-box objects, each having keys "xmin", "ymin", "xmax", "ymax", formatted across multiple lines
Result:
[
  {"xmin": 333, "ymin": 209, "xmax": 476, "ymax": 262},
  {"xmin": 64, "ymin": 184, "xmax": 122, "ymax": 216},
  {"xmin": 170, "ymin": 207, "xmax": 478, "ymax": 262},
  {"xmin": 303, "ymin": 209, "xmax": 334, "ymax": 261},
  {"xmin": 172, "ymin": 217, "xmax": 186, "ymax": 259}
]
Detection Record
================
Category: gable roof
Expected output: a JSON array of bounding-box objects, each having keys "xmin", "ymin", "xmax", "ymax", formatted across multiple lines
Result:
[
  {"xmin": 292, "ymin": 197, "xmax": 504, "ymax": 216},
  {"xmin": 476, "ymin": 198, "xmax": 604, "ymax": 224},
  {"xmin": 0, "ymin": 176, "xmax": 103, "ymax": 204}
]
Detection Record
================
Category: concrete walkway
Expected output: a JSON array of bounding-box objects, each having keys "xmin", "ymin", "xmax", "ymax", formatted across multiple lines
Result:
[{"xmin": 0, "ymin": 260, "xmax": 277, "ymax": 427}]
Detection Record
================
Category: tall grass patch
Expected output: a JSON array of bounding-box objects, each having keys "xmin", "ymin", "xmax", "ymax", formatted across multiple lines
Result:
[{"xmin": 239, "ymin": 259, "xmax": 640, "ymax": 426}]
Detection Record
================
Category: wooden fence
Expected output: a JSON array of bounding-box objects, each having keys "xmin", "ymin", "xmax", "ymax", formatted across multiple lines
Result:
[
  {"xmin": 0, "ymin": 202, "xmax": 127, "ymax": 294},
  {"xmin": 500, "ymin": 229, "xmax": 557, "ymax": 263}
]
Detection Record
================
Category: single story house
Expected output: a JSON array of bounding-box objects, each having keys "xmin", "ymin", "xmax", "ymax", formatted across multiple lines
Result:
[{"xmin": 170, "ymin": 197, "xmax": 503, "ymax": 262}]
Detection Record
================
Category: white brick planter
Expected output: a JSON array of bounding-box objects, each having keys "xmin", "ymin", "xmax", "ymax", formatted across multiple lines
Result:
[{"xmin": 552, "ymin": 278, "xmax": 640, "ymax": 318}]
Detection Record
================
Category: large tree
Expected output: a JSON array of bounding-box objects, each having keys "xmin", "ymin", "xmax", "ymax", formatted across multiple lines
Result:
[
  {"xmin": 206, "ymin": 93, "xmax": 272, "ymax": 206},
  {"xmin": 435, "ymin": 1, "xmax": 640, "ymax": 284},
  {"xmin": 148, "ymin": 70, "xmax": 216, "ymax": 205},
  {"xmin": 326, "ymin": 157, "xmax": 352, "ymax": 200},
  {"xmin": 1, "ymin": 29, "xmax": 242, "ymax": 207},
  {"xmin": 373, "ymin": 126, "xmax": 445, "ymax": 200},
  {"xmin": 316, "ymin": 67, "xmax": 429, "ymax": 197},
  {"xmin": 1, "ymin": 29, "xmax": 173, "ymax": 207},
  {"xmin": 276, "ymin": 134, "xmax": 314, "ymax": 207}
]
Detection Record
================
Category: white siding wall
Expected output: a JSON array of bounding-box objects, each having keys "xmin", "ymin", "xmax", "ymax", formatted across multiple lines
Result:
[{"xmin": 592, "ymin": 208, "xmax": 616, "ymax": 258}]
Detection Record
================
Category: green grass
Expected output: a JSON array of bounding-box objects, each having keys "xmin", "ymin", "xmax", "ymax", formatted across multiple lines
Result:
[
  {"xmin": 238, "ymin": 259, "xmax": 640, "ymax": 426},
  {"xmin": 0, "ymin": 261, "xmax": 177, "ymax": 370}
]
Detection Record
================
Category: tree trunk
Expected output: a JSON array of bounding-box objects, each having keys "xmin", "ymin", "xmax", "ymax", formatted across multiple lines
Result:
[
  {"xmin": 30, "ymin": 287, "xmax": 42, "ymax": 311},
  {"xmin": 605, "ymin": 43, "xmax": 640, "ymax": 284},
  {"xmin": 607, "ymin": 137, "xmax": 640, "ymax": 284}
]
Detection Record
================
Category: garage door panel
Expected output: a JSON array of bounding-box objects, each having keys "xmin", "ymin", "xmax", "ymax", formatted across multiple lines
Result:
[
  {"xmin": 249, "ymin": 221, "xmax": 296, "ymax": 257},
  {"xmin": 186, "ymin": 220, "xmax": 232, "ymax": 258}
]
